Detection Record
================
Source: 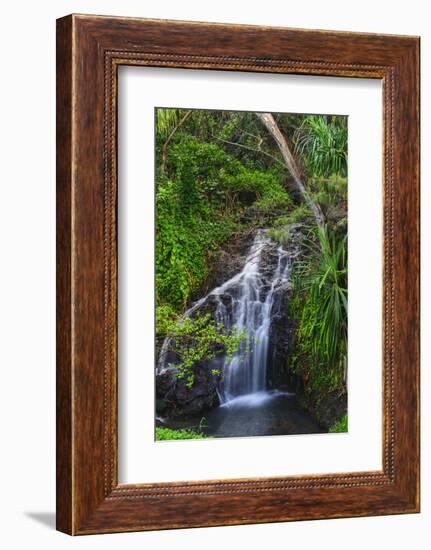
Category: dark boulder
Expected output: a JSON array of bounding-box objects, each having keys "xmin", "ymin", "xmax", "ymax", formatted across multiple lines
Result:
[
  {"xmin": 267, "ymin": 286, "xmax": 298, "ymax": 390},
  {"xmin": 191, "ymin": 230, "xmax": 255, "ymax": 297},
  {"xmin": 298, "ymin": 389, "xmax": 347, "ymax": 430},
  {"xmin": 156, "ymin": 363, "xmax": 221, "ymax": 419}
]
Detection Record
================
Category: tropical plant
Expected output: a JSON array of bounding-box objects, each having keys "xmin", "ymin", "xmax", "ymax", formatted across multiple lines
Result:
[
  {"xmin": 155, "ymin": 108, "xmax": 180, "ymax": 139},
  {"xmin": 293, "ymin": 225, "xmax": 347, "ymax": 390},
  {"xmin": 294, "ymin": 115, "xmax": 348, "ymax": 178}
]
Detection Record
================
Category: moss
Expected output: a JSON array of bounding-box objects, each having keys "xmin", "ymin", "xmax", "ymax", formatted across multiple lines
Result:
[
  {"xmin": 155, "ymin": 427, "xmax": 213, "ymax": 441},
  {"xmin": 329, "ymin": 414, "xmax": 348, "ymax": 433}
]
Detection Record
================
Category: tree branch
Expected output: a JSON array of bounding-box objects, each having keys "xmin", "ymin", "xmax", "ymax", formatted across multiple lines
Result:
[
  {"xmin": 256, "ymin": 113, "xmax": 325, "ymax": 229},
  {"xmin": 161, "ymin": 110, "xmax": 192, "ymax": 173},
  {"xmin": 211, "ymin": 134, "xmax": 286, "ymax": 168}
]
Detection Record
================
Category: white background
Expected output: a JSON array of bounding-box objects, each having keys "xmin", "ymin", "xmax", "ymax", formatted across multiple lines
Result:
[
  {"xmin": 118, "ymin": 68, "xmax": 382, "ymax": 483},
  {"xmin": 0, "ymin": 0, "xmax": 428, "ymax": 548}
]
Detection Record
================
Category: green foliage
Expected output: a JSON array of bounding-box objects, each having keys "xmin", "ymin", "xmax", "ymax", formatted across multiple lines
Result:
[
  {"xmin": 271, "ymin": 215, "xmax": 293, "ymax": 227},
  {"xmin": 266, "ymin": 227, "xmax": 287, "ymax": 246},
  {"xmin": 309, "ymin": 175, "xmax": 347, "ymax": 207},
  {"xmin": 329, "ymin": 414, "xmax": 348, "ymax": 433},
  {"xmin": 294, "ymin": 115, "xmax": 348, "ymax": 178},
  {"xmin": 155, "ymin": 108, "xmax": 180, "ymax": 139},
  {"xmin": 160, "ymin": 313, "xmax": 247, "ymax": 387},
  {"xmin": 271, "ymin": 205, "xmax": 311, "ymax": 228},
  {"xmin": 154, "ymin": 107, "xmax": 348, "ymax": 405},
  {"xmin": 156, "ymin": 132, "xmax": 289, "ymax": 309},
  {"xmin": 300, "ymin": 227, "xmax": 347, "ymax": 366},
  {"xmin": 155, "ymin": 141, "xmax": 233, "ymax": 308},
  {"xmin": 267, "ymin": 206, "xmax": 312, "ymax": 246},
  {"xmin": 252, "ymin": 180, "xmax": 293, "ymax": 210},
  {"xmin": 155, "ymin": 427, "xmax": 212, "ymax": 441},
  {"xmin": 155, "ymin": 304, "xmax": 178, "ymax": 335},
  {"xmin": 292, "ymin": 226, "xmax": 347, "ymax": 392}
]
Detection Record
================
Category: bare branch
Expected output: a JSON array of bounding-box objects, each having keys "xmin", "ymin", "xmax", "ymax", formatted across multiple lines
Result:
[
  {"xmin": 161, "ymin": 110, "xmax": 192, "ymax": 173},
  {"xmin": 256, "ymin": 113, "xmax": 325, "ymax": 229},
  {"xmin": 211, "ymin": 134, "xmax": 286, "ymax": 168}
]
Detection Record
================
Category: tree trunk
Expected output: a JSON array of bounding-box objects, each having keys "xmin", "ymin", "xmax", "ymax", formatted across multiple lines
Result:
[{"xmin": 256, "ymin": 113, "xmax": 325, "ymax": 229}]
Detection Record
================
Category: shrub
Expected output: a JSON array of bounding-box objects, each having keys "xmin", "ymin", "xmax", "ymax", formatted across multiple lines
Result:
[
  {"xmin": 309, "ymin": 175, "xmax": 347, "ymax": 206},
  {"xmin": 159, "ymin": 313, "xmax": 247, "ymax": 387},
  {"xmin": 267, "ymin": 206, "xmax": 312, "ymax": 246},
  {"xmin": 156, "ymin": 137, "xmax": 291, "ymax": 309}
]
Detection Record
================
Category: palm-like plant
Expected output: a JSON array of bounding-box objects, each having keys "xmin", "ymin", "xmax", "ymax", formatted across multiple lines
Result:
[
  {"xmin": 294, "ymin": 226, "xmax": 347, "ymax": 382},
  {"xmin": 294, "ymin": 115, "xmax": 348, "ymax": 178},
  {"xmin": 156, "ymin": 108, "xmax": 179, "ymax": 140}
]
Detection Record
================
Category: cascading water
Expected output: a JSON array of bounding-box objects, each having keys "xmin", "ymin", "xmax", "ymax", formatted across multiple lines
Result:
[
  {"xmin": 156, "ymin": 229, "xmax": 325, "ymax": 437},
  {"xmin": 157, "ymin": 230, "xmax": 291, "ymax": 404},
  {"xmin": 213, "ymin": 231, "xmax": 290, "ymax": 402}
]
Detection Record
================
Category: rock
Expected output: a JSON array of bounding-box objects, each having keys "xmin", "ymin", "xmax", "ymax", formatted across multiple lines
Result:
[
  {"xmin": 300, "ymin": 389, "xmax": 348, "ymax": 430},
  {"xmin": 259, "ymin": 244, "xmax": 281, "ymax": 279},
  {"xmin": 194, "ymin": 293, "xmax": 233, "ymax": 319},
  {"xmin": 156, "ymin": 363, "xmax": 221, "ymax": 418},
  {"xmin": 156, "ymin": 224, "xmax": 315, "ymax": 419},
  {"xmin": 266, "ymin": 287, "xmax": 298, "ymax": 390},
  {"xmin": 326, "ymin": 200, "xmax": 347, "ymax": 223},
  {"xmin": 191, "ymin": 230, "xmax": 255, "ymax": 297}
]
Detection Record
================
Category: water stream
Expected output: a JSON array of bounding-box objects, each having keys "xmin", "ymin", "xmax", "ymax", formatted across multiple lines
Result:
[
  {"xmin": 157, "ymin": 230, "xmax": 324, "ymax": 437},
  {"xmin": 209, "ymin": 231, "xmax": 290, "ymax": 402}
]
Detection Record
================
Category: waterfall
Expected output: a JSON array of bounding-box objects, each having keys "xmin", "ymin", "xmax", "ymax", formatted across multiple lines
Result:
[
  {"xmin": 157, "ymin": 230, "xmax": 291, "ymax": 404},
  {"xmin": 214, "ymin": 231, "xmax": 291, "ymax": 402}
]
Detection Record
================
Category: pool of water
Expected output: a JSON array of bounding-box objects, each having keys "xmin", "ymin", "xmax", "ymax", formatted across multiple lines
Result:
[{"xmin": 157, "ymin": 390, "xmax": 325, "ymax": 439}]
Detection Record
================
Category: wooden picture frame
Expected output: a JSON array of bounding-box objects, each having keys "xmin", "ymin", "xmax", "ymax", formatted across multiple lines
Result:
[{"xmin": 56, "ymin": 14, "xmax": 420, "ymax": 535}]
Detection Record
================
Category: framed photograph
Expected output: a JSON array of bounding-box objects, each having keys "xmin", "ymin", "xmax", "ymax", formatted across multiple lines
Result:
[{"xmin": 56, "ymin": 14, "xmax": 420, "ymax": 534}]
